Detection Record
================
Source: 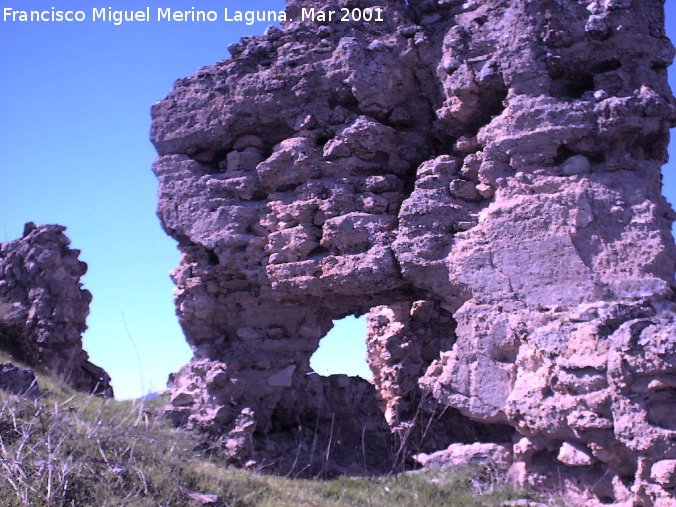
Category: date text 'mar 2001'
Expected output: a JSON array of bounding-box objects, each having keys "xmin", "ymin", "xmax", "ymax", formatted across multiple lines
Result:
[{"xmin": 300, "ymin": 7, "xmax": 384, "ymax": 23}]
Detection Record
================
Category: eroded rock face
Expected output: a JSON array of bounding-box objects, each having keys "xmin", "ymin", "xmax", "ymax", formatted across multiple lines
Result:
[
  {"xmin": 0, "ymin": 224, "xmax": 112, "ymax": 396},
  {"xmin": 366, "ymin": 300, "xmax": 514, "ymax": 459},
  {"xmin": 151, "ymin": 0, "xmax": 676, "ymax": 501}
]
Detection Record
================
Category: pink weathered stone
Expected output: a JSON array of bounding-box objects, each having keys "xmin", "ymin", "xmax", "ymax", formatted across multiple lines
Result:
[
  {"xmin": 0, "ymin": 224, "xmax": 112, "ymax": 396},
  {"xmin": 414, "ymin": 442, "xmax": 513, "ymax": 470},
  {"xmin": 151, "ymin": 0, "xmax": 676, "ymax": 501}
]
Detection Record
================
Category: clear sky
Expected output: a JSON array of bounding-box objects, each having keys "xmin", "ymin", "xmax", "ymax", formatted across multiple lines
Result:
[{"xmin": 1, "ymin": 1, "xmax": 674, "ymax": 399}]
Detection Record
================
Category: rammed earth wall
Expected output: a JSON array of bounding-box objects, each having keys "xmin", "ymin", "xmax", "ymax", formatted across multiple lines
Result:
[{"xmin": 151, "ymin": 0, "xmax": 676, "ymax": 503}]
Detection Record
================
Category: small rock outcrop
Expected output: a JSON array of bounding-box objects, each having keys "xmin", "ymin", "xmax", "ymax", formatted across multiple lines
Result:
[
  {"xmin": 0, "ymin": 362, "xmax": 40, "ymax": 398},
  {"xmin": 0, "ymin": 224, "xmax": 112, "ymax": 396},
  {"xmin": 151, "ymin": 0, "xmax": 676, "ymax": 503}
]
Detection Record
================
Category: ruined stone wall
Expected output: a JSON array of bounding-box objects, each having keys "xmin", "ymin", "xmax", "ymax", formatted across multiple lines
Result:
[
  {"xmin": 0, "ymin": 224, "xmax": 112, "ymax": 396},
  {"xmin": 366, "ymin": 300, "xmax": 513, "ymax": 461},
  {"xmin": 151, "ymin": 0, "xmax": 676, "ymax": 502}
]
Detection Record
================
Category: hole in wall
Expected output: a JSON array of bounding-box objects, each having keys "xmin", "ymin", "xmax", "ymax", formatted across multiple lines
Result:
[
  {"xmin": 307, "ymin": 245, "xmax": 330, "ymax": 259},
  {"xmin": 206, "ymin": 249, "xmax": 219, "ymax": 266},
  {"xmin": 309, "ymin": 315, "xmax": 372, "ymax": 379},
  {"xmin": 474, "ymin": 15, "xmax": 488, "ymax": 26},
  {"xmin": 550, "ymin": 72, "xmax": 595, "ymax": 99},
  {"xmin": 589, "ymin": 58, "xmax": 621, "ymax": 74},
  {"xmin": 316, "ymin": 135, "xmax": 332, "ymax": 147},
  {"xmin": 461, "ymin": 84, "xmax": 508, "ymax": 139},
  {"xmin": 554, "ymin": 144, "xmax": 577, "ymax": 165},
  {"xmin": 566, "ymin": 73, "xmax": 595, "ymax": 97}
]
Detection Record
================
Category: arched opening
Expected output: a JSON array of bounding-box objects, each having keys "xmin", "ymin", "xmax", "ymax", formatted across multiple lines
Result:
[{"xmin": 309, "ymin": 315, "xmax": 372, "ymax": 379}]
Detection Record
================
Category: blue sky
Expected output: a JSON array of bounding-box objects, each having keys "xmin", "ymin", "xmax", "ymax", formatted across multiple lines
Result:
[{"xmin": 1, "ymin": 1, "xmax": 674, "ymax": 399}]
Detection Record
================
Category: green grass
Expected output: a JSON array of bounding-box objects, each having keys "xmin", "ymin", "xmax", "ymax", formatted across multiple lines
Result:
[{"xmin": 0, "ymin": 353, "xmax": 528, "ymax": 506}]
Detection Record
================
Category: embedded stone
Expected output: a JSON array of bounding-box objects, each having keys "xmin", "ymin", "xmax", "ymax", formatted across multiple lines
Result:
[
  {"xmin": 449, "ymin": 179, "xmax": 482, "ymax": 202},
  {"xmin": 415, "ymin": 443, "xmax": 513, "ymax": 470},
  {"xmin": 171, "ymin": 389, "xmax": 195, "ymax": 407},
  {"xmin": 561, "ymin": 155, "xmax": 591, "ymax": 176},
  {"xmin": 558, "ymin": 442, "xmax": 595, "ymax": 467},
  {"xmin": 651, "ymin": 460, "xmax": 676, "ymax": 487}
]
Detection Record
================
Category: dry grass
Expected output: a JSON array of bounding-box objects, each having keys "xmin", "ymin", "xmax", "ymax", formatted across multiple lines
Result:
[{"xmin": 0, "ymin": 353, "xmax": 529, "ymax": 506}]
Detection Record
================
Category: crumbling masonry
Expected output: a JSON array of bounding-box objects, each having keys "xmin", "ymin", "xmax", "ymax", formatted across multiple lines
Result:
[
  {"xmin": 151, "ymin": 0, "xmax": 676, "ymax": 503},
  {"xmin": 0, "ymin": 224, "xmax": 113, "ymax": 396}
]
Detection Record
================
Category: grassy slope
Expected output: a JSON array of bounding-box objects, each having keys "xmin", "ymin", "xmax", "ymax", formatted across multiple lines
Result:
[{"xmin": 0, "ymin": 353, "xmax": 528, "ymax": 506}]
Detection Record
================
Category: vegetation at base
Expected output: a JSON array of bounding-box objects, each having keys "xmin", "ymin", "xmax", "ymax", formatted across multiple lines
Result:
[{"xmin": 0, "ymin": 352, "xmax": 529, "ymax": 506}]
